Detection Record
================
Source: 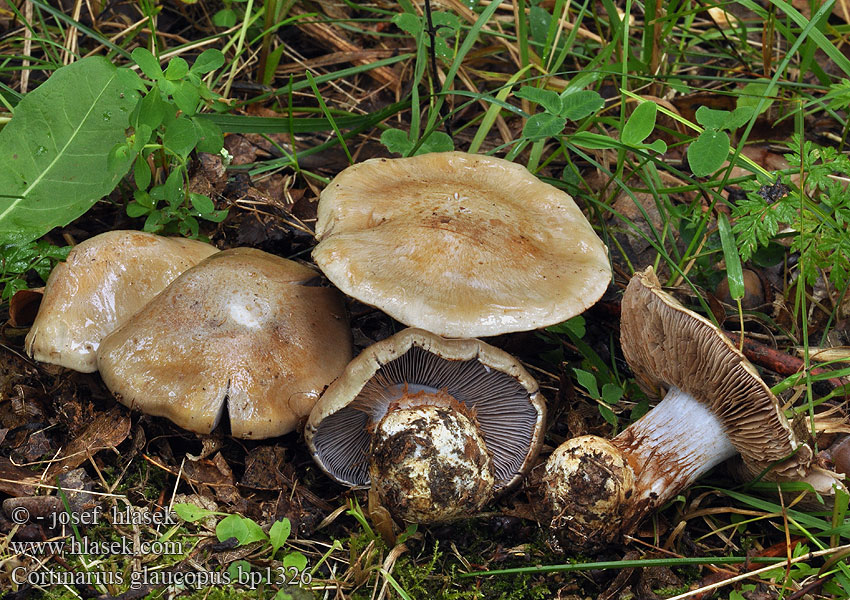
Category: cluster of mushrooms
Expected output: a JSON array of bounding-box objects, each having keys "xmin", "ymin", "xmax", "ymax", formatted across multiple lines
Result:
[{"xmin": 23, "ymin": 151, "xmax": 846, "ymax": 551}]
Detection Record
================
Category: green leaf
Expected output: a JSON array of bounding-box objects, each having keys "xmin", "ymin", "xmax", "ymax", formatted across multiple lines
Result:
[
  {"xmin": 738, "ymin": 82, "xmax": 774, "ymax": 114},
  {"xmin": 163, "ymin": 116, "xmax": 198, "ymax": 158},
  {"xmin": 415, "ymin": 131, "xmax": 454, "ymax": 155},
  {"xmin": 601, "ymin": 383, "xmax": 624, "ymax": 405},
  {"xmin": 134, "ymin": 88, "xmax": 169, "ymax": 130},
  {"xmin": 191, "ymin": 49, "xmax": 225, "ymax": 74},
  {"xmin": 687, "ymin": 129, "xmax": 730, "ymax": 177},
  {"xmin": 717, "ymin": 213, "xmax": 745, "ymax": 300},
  {"xmin": 192, "ymin": 116, "xmax": 224, "ymax": 154},
  {"xmin": 126, "ymin": 201, "xmax": 150, "ymax": 218},
  {"xmin": 515, "ymin": 86, "xmax": 562, "ymax": 115},
  {"xmin": 163, "ymin": 169, "xmax": 183, "ymax": 203},
  {"xmin": 171, "ymin": 80, "xmax": 200, "ymax": 116},
  {"xmin": 173, "ymin": 502, "xmax": 219, "ymax": 522},
  {"xmin": 570, "ymin": 131, "xmax": 618, "ymax": 149},
  {"xmin": 381, "ymin": 128, "xmax": 414, "ymax": 155},
  {"xmin": 645, "ymin": 139, "xmax": 668, "ymax": 153},
  {"xmin": 726, "ymin": 106, "xmax": 754, "ymax": 130},
  {"xmin": 189, "ymin": 193, "xmax": 215, "ymax": 214},
  {"xmin": 132, "ymin": 47, "xmax": 163, "ymax": 81},
  {"xmin": 523, "ymin": 112, "xmax": 565, "ymax": 140},
  {"xmin": 573, "ymin": 368, "xmax": 599, "ymax": 399},
  {"xmin": 216, "ymin": 514, "xmax": 248, "ymax": 543},
  {"xmin": 133, "ymin": 155, "xmax": 151, "ymax": 190},
  {"xmin": 599, "ymin": 405, "xmax": 618, "ymax": 427},
  {"xmin": 392, "ymin": 13, "xmax": 422, "ymax": 37},
  {"xmin": 0, "ymin": 57, "xmax": 140, "ymax": 245},
  {"xmin": 241, "ymin": 517, "xmax": 268, "ymax": 545},
  {"xmin": 213, "ymin": 8, "xmax": 237, "ymax": 28},
  {"xmin": 282, "ymin": 551, "xmax": 308, "ymax": 571},
  {"xmin": 558, "ymin": 90, "xmax": 603, "ymax": 120},
  {"xmin": 622, "ymin": 101, "xmax": 657, "ymax": 146},
  {"xmin": 227, "ymin": 560, "xmax": 251, "ymax": 581},
  {"xmin": 269, "ymin": 519, "xmax": 291, "ymax": 557},
  {"xmin": 165, "ymin": 57, "xmax": 189, "ymax": 81},
  {"xmin": 546, "ymin": 315, "xmax": 585, "ymax": 338},
  {"xmin": 694, "ymin": 106, "xmax": 730, "ymax": 130}
]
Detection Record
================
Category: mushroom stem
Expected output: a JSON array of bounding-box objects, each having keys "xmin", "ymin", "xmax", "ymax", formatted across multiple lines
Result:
[{"xmin": 613, "ymin": 385, "xmax": 736, "ymax": 520}]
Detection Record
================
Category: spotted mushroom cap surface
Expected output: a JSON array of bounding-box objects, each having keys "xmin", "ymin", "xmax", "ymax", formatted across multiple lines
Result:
[
  {"xmin": 619, "ymin": 266, "xmax": 812, "ymax": 480},
  {"xmin": 97, "ymin": 248, "xmax": 353, "ymax": 439},
  {"xmin": 305, "ymin": 328, "xmax": 546, "ymax": 491},
  {"xmin": 312, "ymin": 152, "xmax": 611, "ymax": 338},
  {"xmin": 25, "ymin": 230, "xmax": 219, "ymax": 372}
]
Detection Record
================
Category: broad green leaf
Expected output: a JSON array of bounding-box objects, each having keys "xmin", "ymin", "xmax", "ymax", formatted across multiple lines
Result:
[
  {"xmin": 558, "ymin": 90, "xmax": 603, "ymax": 120},
  {"xmin": 163, "ymin": 116, "xmax": 198, "ymax": 158},
  {"xmin": 0, "ymin": 57, "xmax": 140, "ymax": 245},
  {"xmin": 523, "ymin": 112, "xmax": 565, "ymax": 140},
  {"xmin": 269, "ymin": 519, "xmax": 291, "ymax": 557},
  {"xmin": 162, "ymin": 169, "xmax": 183, "ymax": 204},
  {"xmin": 622, "ymin": 101, "xmax": 657, "ymax": 146},
  {"xmin": 717, "ymin": 213, "xmax": 745, "ymax": 300},
  {"xmin": 645, "ymin": 139, "xmax": 668, "ymax": 153},
  {"xmin": 687, "ymin": 129, "xmax": 730, "ymax": 177},
  {"xmin": 227, "ymin": 560, "xmax": 251, "ymax": 581},
  {"xmin": 191, "ymin": 49, "xmax": 225, "ymax": 74},
  {"xmin": 515, "ymin": 86, "xmax": 562, "ymax": 115},
  {"xmin": 132, "ymin": 47, "xmax": 163, "ymax": 81},
  {"xmin": 241, "ymin": 517, "xmax": 268, "ymax": 545}
]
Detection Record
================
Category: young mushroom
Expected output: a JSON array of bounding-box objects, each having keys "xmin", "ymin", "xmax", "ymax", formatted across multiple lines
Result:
[
  {"xmin": 97, "ymin": 248, "xmax": 353, "ymax": 439},
  {"xmin": 312, "ymin": 152, "xmax": 611, "ymax": 337},
  {"xmin": 305, "ymin": 328, "xmax": 546, "ymax": 523},
  {"xmin": 544, "ymin": 267, "xmax": 844, "ymax": 550},
  {"xmin": 26, "ymin": 230, "xmax": 218, "ymax": 372}
]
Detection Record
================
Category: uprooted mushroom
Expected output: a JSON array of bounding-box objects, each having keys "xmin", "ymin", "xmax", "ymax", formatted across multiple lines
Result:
[
  {"xmin": 306, "ymin": 328, "xmax": 546, "ymax": 523},
  {"xmin": 543, "ymin": 267, "xmax": 845, "ymax": 550},
  {"xmin": 97, "ymin": 248, "xmax": 353, "ymax": 439}
]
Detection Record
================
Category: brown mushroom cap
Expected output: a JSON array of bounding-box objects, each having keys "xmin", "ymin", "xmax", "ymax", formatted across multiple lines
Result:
[
  {"xmin": 312, "ymin": 152, "xmax": 611, "ymax": 337},
  {"xmin": 620, "ymin": 266, "xmax": 811, "ymax": 480},
  {"xmin": 305, "ymin": 327, "xmax": 546, "ymax": 491},
  {"xmin": 26, "ymin": 230, "xmax": 218, "ymax": 372},
  {"xmin": 97, "ymin": 248, "xmax": 353, "ymax": 439}
]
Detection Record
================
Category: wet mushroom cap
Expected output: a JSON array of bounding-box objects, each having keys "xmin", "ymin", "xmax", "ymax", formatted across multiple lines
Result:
[
  {"xmin": 620, "ymin": 267, "xmax": 812, "ymax": 480},
  {"xmin": 305, "ymin": 327, "xmax": 546, "ymax": 492},
  {"xmin": 97, "ymin": 248, "xmax": 353, "ymax": 439},
  {"xmin": 26, "ymin": 230, "xmax": 218, "ymax": 372},
  {"xmin": 312, "ymin": 152, "xmax": 611, "ymax": 337}
]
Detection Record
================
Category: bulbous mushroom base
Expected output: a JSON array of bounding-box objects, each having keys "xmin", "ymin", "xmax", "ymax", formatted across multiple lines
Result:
[
  {"xmin": 369, "ymin": 399, "xmax": 495, "ymax": 524},
  {"xmin": 543, "ymin": 435, "xmax": 635, "ymax": 551}
]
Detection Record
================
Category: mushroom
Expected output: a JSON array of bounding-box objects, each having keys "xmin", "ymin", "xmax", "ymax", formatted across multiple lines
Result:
[
  {"xmin": 312, "ymin": 152, "xmax": 611, "ymax": 337},
  {"xmin": 543, "ymin": 267, "xmax": 844, "ymax": 549},
  {"xmin": 305, "ymin": 328, "xmax": 546, "ymax": 523},
  {"xmin": 97, "ymin": 248, "xmax": 353, "ymax": 439},
  {"xmin": 25, "ymin": 230, "xmax": 218, "ymax": 372}
]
